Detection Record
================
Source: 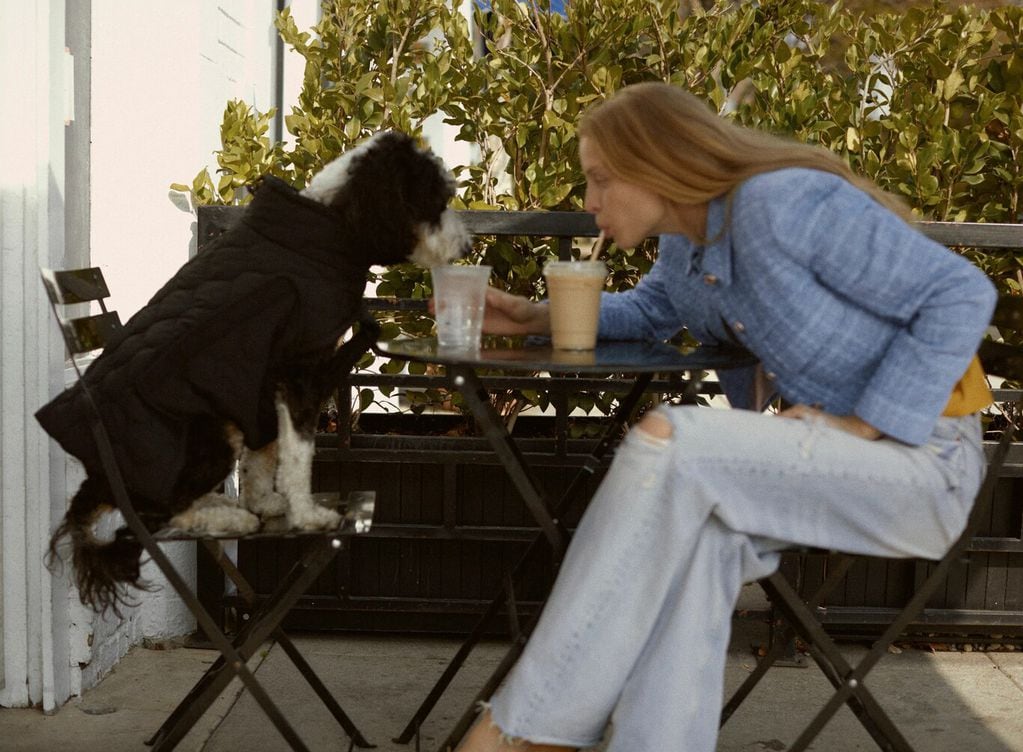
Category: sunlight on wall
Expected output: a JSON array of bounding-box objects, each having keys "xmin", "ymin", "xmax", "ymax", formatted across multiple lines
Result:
[{"xmin": 91, "ymin": 1, "xmax": 277, "ymax": 319}]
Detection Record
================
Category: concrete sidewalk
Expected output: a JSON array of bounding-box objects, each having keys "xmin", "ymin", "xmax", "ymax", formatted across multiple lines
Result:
[{"xmin": 2, "ymin": 620, "xmax": 1021, "ymax": 751}]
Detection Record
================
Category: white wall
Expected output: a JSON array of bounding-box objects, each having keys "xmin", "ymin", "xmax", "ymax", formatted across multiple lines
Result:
[
  {"xmin": 91, "ymin": 0, "xmax": 277, "ymax": 319},
  {"xmin": 0, "ymin": 0, "xmax": 73, "ymax": 712}
]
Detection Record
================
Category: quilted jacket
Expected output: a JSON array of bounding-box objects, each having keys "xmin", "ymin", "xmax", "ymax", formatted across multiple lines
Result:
[
  {"xmin": 598, "ymin": 167, "xmax": 996, "ymax": 446},
  {"xmin": 36, "ymin": 177, "xmax": 368, "ymax": 503}
]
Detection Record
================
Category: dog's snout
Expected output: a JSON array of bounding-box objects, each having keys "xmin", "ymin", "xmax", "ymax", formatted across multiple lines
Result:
[
  {"xmin": 449, "ymin": 211, "xmax": 474, "ymax": 261},
  {"xmin": 457, "ymin": 228, "xmax": 473, "ymax": 259},
  {"xmin": 409, "ymin": 209, "xmax": 473, "ymax": 267}
]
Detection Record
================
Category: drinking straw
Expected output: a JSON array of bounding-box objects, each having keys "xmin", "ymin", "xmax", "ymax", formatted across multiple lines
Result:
[{"xmin": 590, "ymin": 230, "xmax": 606, "ymax": 262}]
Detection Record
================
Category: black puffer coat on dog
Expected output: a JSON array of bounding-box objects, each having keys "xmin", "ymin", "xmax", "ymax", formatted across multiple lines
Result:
[{"xmin": 36, "ymin": 177, "xmax": 368, "ymax": 505}]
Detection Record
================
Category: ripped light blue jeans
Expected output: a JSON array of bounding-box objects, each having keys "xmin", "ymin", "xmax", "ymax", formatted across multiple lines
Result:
[{"xmin": 488, "ymin": 406, "xmax": 985, "ymax": 751}]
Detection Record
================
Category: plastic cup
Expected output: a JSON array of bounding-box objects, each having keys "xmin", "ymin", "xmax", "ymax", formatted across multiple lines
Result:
[
  {"xmin": 543, "ymin": 260, "xmax": 607, "ymax": 350},
  {"xmin": 432, "ymin": 265, "xmax": 491, "ymax": 350}
]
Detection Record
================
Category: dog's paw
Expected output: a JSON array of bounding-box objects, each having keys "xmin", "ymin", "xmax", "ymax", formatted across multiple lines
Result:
[
  {"xmin": 287, "ymin": 501, "xmax": 342, "ymax": 532},
  {"xmin": 190, "ymin": 492, "xmax": 234, "ymax": 509},
  {"xmin": 170, "ymin": 504, "xmax": 260, "ymax": 536},
  {"xmin": 244, "ymin": 490, "xmax": 289, "ymax": 518}
]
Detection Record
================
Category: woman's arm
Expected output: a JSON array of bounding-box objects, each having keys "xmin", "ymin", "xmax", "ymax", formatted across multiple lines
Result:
[
  {"xmin": 479, "ymin": 239, "xmax": 698, "ymax": 341},
  {"xmin": 597, "ymin": 236, "xmax": 697, "ymax": 341},
  {"xmin": 737, "ymin": 170, "xmax": 996, "ymax": 443}
]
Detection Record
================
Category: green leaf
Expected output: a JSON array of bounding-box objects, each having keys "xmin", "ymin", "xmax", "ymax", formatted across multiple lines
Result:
[
  {"xmin": 942, "ymin": 68, "xmax": 965, "ymax": 101},
  {"xmin": 845, "ymin": 127, "xmax": 860, "ymax": 152}
]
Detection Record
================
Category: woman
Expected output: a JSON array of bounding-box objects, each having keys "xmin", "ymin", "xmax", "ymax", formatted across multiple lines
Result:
[{"xmin": 458, "ymin": 82, "xmax": 995, "ymax": 752}]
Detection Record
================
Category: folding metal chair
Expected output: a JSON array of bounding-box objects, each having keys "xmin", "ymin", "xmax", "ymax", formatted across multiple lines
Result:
[
  {"xmin": 41, "ymin": 267, "xmax": 377, "ymax": 752},
  {"xmin": 721, "ymin": 294, "xmax": 1023, "ymax": 752}
]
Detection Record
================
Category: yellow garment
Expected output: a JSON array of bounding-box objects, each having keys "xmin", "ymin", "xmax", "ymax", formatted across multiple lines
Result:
[{"xmin": 942, "ymin": 355, "xmax": 992, "ymax": 416}]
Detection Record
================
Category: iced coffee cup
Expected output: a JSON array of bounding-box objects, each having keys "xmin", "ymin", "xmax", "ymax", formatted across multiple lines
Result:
[{"xmin": 543, "ymin": 260, "xmax": 607, "ymax": 350}]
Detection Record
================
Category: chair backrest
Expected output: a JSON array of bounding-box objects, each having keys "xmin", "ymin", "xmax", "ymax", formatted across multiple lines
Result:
[
  {"xmin": 979, "ymin": 295, "xmax": 1023, "ymax": 382},
  {"xmin": 955, "ymin": 294, "xmax": 1023, "ymax": 547},
  {"xmin": 40, "ymin": 267, "xmax": 123, "ymax": 367}
]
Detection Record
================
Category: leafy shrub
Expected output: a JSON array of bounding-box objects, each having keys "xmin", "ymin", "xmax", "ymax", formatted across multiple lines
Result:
[{"xmin": 173, "ymin": 0, "xmax": 1023, "ymax": 416}]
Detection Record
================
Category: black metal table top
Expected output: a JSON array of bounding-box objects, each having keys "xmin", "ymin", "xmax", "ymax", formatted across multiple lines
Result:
[{"xmin": 374, "ymin": 337, "xmax": 756, "ymax": 374}]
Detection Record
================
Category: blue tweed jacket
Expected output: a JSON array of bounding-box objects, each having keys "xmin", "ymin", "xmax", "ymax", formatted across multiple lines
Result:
[{"xmin": 598, "ymin": 167, "xmax": 996, "ymax": 446}]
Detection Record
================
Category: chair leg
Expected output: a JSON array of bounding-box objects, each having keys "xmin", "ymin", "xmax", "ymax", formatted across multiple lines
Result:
[
  {"xmin": 146, "ymin": 537, "xmax": 341, "ymax": 750},
  {"xmin": 761, "ymin": 573, "xmax": 916, "ymax": 752},
  {"xmin": 783, "ymin": 428, "xmax": 1012, "ymax": 752},
  {"xmin": 771, "ymin": 555, "xmax": 808, "ymax": 667},
  {"xmin": 140, "ymin": 544, "xmax": 312, "ymax": 751},
  {"xmin": 201, "ymin": 539, "xmax": 374, "ymax": 746},
  {"xmin": 147, "ymin": 538, "xmax": 374, "ymax": 749},
  {"xmin": 88, "ymin": 417, "xmax": 318, "ymax": 746},
  {"xmin": 147, "ymin": 536, "xmax": 360, "ymax": 751},
  {"xmin": 274, "ymin": 627, "xmax": 375, "ymax": 748},
  {"xmin": 722, "ymin": 553, "xmax": 855, "ymax": 726},
  {"xmin": 789, "ymin": 540, "xmax": 985, "ymax": 752},
  {"xmin": 721, "ymin": 619, "xmax": 806, "ymax": 727},
  {"xmin": 724, "ymin": 425, "xmax": 1017, "ymax": 750}
]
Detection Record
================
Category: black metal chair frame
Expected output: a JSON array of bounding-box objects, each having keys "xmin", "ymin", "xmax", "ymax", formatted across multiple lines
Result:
[
  {"xmin": 720, "ymin": 295, "xmax": 1023, "ymax": 752},
  {"xmin": 41, "ymin": 267, "xmax": 376, "ymax": 752}
]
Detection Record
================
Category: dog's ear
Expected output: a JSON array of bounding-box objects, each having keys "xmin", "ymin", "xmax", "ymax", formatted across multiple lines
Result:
[
  {"xmin": 369, "ymin": 132, "xmax": 454, "ymax": 220},
  {"xmin": 332, "ymin": 132, "xmax": 456, "ymax": 266},
  {"xmin": 396, "ymin": 166, "xmax": 454, "ymax": 233}
]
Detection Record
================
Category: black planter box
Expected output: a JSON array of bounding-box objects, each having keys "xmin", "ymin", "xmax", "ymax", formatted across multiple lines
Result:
[{"xmin": 198, "ymin": 417, "xmax": 1022, "ymax": 639}]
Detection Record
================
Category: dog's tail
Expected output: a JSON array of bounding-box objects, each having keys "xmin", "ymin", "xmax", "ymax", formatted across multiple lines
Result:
[{"xmin": 47, "ymin": 475, "xmax": 147, "ymax": 615}]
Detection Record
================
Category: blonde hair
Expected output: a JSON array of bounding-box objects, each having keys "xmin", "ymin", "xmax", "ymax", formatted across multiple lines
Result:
[{"xmin": 578, "ymin": 82, "xmax": 911, "ymax": 231}]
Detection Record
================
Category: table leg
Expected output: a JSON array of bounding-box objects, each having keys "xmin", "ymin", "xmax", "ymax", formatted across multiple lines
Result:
[
  {"xmin": 393, "ymin": 372, "xmax": 660, "ymax": 747},
  {"xmin": 450, "ymin": 365, "xmax": 565, "ymax": 554}
]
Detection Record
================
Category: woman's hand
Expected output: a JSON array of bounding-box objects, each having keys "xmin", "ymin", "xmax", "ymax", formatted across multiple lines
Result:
[
  {"xmin": 480, "ymin": 288, "xmax": 550, "ymax": 336},
  {"xmin": 778, "ymin": 404, "xmax": 883, "ymax": 441},
  {"xmin": 426, "ymin": 288, "xmax": 548, "ymax": 335}
]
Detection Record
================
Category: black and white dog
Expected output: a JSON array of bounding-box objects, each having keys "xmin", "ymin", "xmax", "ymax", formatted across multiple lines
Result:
[{"xmin": 38, "ymin": 131, "xmax": 472, "ymax": 613}]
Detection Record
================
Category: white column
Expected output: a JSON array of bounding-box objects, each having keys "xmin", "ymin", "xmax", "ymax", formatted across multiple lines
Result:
[{"xmin": 0, "ymin": 0, "xmax": 73, "ymax": 711}]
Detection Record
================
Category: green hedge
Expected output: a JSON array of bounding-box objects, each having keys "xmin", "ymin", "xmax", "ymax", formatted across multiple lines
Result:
[{"xmin": 173, "ymin": 0, "xmax": 1023, "ymax": 415}]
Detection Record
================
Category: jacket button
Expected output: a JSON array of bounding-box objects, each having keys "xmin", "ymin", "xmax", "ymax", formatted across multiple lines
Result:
[
  {"xmin": 703, "ymin": 274, "xmax": 718, "ymax": 286},
  {"xmin": 733, "ymin": 321, "xmax": 746, "ymax": 333}
]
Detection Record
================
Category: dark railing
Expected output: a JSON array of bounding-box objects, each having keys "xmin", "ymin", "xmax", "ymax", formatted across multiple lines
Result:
[{"xmin": 198, "ymin": 206, "xmax": 1023, "ymax": 248}]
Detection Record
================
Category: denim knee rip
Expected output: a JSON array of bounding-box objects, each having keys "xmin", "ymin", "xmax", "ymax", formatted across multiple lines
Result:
[
  {"xmin": 632, "ymin": 426, "xmax": 671, "ymax": 449},
  {"xmin": 475, "ymin": 701, "xmax": 533, "ymax": 749},
  {"xmin": 632, "ymin": 409, "xmax": 673, "ymax": 449}
]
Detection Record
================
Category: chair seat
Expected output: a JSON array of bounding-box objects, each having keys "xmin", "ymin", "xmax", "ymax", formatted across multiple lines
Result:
[{"xmin": 150, "ymin": 490, "xmax": 375, "ymax": 541}]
